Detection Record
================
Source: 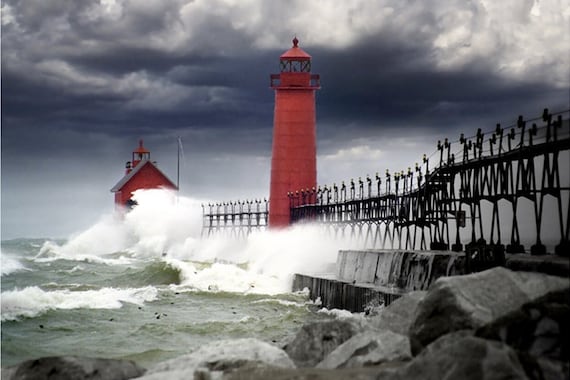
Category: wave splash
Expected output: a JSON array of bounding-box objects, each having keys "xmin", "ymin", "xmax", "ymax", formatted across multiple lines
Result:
[
  {"xmin": 1, "ymin": 285, "xmax": 158, "ymax": 321},
  {"xmin": 37, "ymin": 189, "xmax": 349, "ymax": 295},
  {"xmin": 1, "ymin": 253, "xmax": 29, "ymax": 276}
]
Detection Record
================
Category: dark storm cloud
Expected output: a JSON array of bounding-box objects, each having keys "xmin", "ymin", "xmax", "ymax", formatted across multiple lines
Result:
[
  {"xmin": 2, "ymin": 0, "xmax": 569, "ymax": 238},
  {"xmin": 4, "ymin": 1, "xmax": 567, "ymax": 135},
  {"xmin": 4, "ymin": 0, "xmax": 566, "ymax": 146},
  {"xmin": 312, "ymin": 37, "xmax": 568, "ymax": 141}
]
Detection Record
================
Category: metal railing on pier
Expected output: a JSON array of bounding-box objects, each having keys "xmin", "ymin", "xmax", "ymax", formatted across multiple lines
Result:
[
  {"xmin": 290, "ymin": 108, "xmax": 570, "ymax": 265},
  {"xmin": 202, "ymin": 199, "xmax": 269, "ymax": 238}
]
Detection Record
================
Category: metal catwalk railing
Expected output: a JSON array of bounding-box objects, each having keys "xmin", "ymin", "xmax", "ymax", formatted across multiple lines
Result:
[
  {"xmin": 202, "ymin": 199, "xmax": 269, "ymax": 238},
  {"xmin": 290, "ymin": 109, "xmax": 570, "ymax": 259}
]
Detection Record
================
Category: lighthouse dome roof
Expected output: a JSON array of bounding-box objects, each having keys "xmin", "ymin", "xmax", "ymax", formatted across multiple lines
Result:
[
  {"xmin": 280, "ymin": 37, "xmax": 311, "ymax": 60},
  {"xmin": 133, "ymin": 139, "xmax": 150, "ymax": 154}
]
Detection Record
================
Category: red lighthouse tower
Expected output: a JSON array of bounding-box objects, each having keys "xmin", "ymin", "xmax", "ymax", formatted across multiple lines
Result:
[
  {"xmin": 110, "ymin": 140, "xmax": 177, "ymax": 208},
  {"xmin": 269, "ymin": 37, "xmax": 320, "ymax": 227}
]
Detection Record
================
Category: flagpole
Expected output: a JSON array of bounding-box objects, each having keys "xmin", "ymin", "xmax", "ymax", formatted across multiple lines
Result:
[{"xmin": 177, "ymin": 136, "xmax": 181, "ymax": 192}]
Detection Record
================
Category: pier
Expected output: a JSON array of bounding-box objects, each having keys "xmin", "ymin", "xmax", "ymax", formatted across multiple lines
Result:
[
  {"xmin": 293, "ymin": 249, "xmax": 570, "ymax": 312},
  {"xmin": 289, "ymin": 109, "xmax": 570, "ymax": 259},
  {"xmin": 203, "ymin": 108, "xmax": 569, "ymax": 311}
]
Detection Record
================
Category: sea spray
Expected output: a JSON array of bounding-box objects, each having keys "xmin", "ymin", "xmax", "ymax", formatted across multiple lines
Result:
[
  {"xmin": 124, "ymin": 190, "xmax": 203, "ymax": 256},
  {"xmin": 36, "ymin": 214, "xmax": 132, "ymax": 261},
  {"xmin": 38, "ymin": 188, "xmax": 353, "ymax": 294},
  {"xmin": 36, "ymin": 189, "xmax": 203, "ymax": 260}
]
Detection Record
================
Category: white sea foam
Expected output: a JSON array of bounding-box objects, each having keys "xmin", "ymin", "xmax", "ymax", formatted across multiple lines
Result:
[
  {"xmin": 165, "ymin": 223, "xmax": 348, "ymax": 294},
  {"xmin": 1, "ymin": 253, "xmax": 29, "ymax": 276},
  {"xmin": 317, "ymin": 307, "xmax": 357, "ymax": 320},
  {"xmin": 251, "ymin": 298, "xmax": 307, "ymax": 308},
  {"xmin": 1, "ymin": 285, "xmax": 158, "ymax": 321},
  {"xmin": 165, "ymin": 258, "xmax": 285, "ymax": 295},
  {"xmin": 33, "ymin": 248, "xmax": 136, "ymax": 266},
  {"xmin": 36, "ymin": 188, "xmax": 353, "ymax": 295},
  {"xmin": 66, "ymin": 265, "xmax": 85, "ymax": 273}
]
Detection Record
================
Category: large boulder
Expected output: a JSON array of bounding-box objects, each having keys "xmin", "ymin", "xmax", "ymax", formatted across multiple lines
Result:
[
  {"xmin": 316, "ymin": 330, "xmax": 411, "ymax": 369},
  {"xmin": 139, "ymin": 338, "xmax": 294, "ymax": 380},
  {"xmin": 516, "ymin": 354, "xmax": 570, "ymax": 380},
  {"xmin": 3, "ymin": 356, "xmax": 144, "ymax": 380},
  {"xmin": 388, "ymin": 335, "xmax": 529, "ymax": 380},
  {"xmin": 368, "ymin": 291, "xmax": 426, "ymax": 335},
  {"xmin": 409, "ymin": 267, "xmax": 568, "ymax": 354},
  {"xmin": 284, "ymin": 320, "xmax": 361, "ymax": 368},
  {"xmin": 476, "ymin": 288, "xmax": 569, "ymax": 363}
]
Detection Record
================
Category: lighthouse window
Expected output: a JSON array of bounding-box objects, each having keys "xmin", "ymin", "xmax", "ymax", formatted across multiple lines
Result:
[
  {"xmin": 280, "ymin": 60, "xmax": 290, "ymax": 72},
  {"xmin": 280, "ymin": 60, "xmax": 311, "ymax": 73}
]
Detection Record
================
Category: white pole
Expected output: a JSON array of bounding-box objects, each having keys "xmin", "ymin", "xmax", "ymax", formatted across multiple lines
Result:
[{"xmin": 177, "ymin": 136, "xmax": 181, "ymax": 191}]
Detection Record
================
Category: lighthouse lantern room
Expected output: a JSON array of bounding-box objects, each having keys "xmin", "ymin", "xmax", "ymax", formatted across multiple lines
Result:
[{"xmin": 111, "ymin": 140, "xmax": 177, "ymax": 208}]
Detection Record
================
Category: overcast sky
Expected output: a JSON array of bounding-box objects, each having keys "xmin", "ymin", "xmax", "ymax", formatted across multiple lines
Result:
[{"xmin": 1, "ymin": 0, "xmax": 569, "ymax": 239}]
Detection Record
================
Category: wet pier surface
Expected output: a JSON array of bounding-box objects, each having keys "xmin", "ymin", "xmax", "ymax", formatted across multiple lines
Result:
[{"xmin": 293, "ymin": 249, "xmax": 569, "ymax": 312}]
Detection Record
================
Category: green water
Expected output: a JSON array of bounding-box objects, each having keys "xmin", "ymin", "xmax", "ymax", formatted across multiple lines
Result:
[{"xmin": 1, "ymin": 239, "xmax": 327, "ymax": 368}]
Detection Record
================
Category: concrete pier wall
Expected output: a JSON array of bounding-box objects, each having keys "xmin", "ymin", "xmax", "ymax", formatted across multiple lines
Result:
[
  {"xmin": 292, "ymin": 273, "xmax": 403, "ymax": 312},
  {"xmin": 293, "ymin": 249, "xmax": 569, "ymax": 312},
  {"xmin": 293, "ymin": 250, "xmax": 466, "ymax": 312},
  {"xmin": 336, "ymin": 250, "xmax": 465, "ymax": 291}
]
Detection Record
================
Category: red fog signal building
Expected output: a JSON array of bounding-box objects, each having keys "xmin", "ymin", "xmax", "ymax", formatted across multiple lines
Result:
[{"xmin": 111, "ymin": 140, "xmax": 177, "ymax": 208}]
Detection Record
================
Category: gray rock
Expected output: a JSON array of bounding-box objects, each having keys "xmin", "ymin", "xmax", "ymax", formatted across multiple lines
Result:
[
  {"xmin": 409, "ymin": 267, "xmax": 568, "ymax": 354},
  {"xmin": 284, "ymin": 320, "xmax": 361, "ymax": 367},
  {"xmin": 139, "ymin": 338, "xmax": 294, "ymax": 380},
  {"xmin": 414, "ymin": 329, "xmax": 476, "ymax": 356},
  {"xmin": 3, "ymin": 356, "xmax": 144, "ymax": 380},
  {"xmin": 224, "ymin": 365, "xmax": 400, "ymax": 380},
  {"xmin": 536, "ymin": 357, "xmax": 569, "ymax": 380},
  {"xmin": 388, "ymin": 335, "xmax": 529, "ymax": 380},
  {"xmin": 368, "ymin": 291, "xmax": 426, "ymax": 335},
  {"xmin": 516, "ymin": 354, "xmax": 570, "ymax": 380},
  {"xmin": 316, "ymin": 330, "xmax": 411, "ymax": 369},
  {"xmin": 476, "ymin": 287, "xmax": 569, "ymax": 362}
]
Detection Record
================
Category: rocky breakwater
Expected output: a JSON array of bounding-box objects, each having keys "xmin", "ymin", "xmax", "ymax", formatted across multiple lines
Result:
[
  {"xmin": 4, "ymin": 267, "xmax": 568, "ymax": 380},
  {"xmin": 241, "ymin": 266, "xmax": 568, "ymax": 380}
]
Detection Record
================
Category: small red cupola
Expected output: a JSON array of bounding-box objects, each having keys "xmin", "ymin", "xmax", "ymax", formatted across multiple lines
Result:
[
  {"xmin": 111, "ymin": 140, "xmax": 177, "ymax": 209},
  {"xmin": 128, "ymin": 139, "xmax": 151, "ymax": 173}
]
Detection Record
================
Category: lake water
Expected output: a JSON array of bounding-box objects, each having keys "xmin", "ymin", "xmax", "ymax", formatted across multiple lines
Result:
[{"xmin": 1, "ymin": 189, "xmax": 345, "ymax": 369}]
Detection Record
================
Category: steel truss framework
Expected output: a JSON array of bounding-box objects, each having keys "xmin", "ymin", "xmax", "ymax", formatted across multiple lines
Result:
[
  {"xmin": 202, "ymin": 199, "xmax": 269, "ymax": 238},
  {"xmin": 290, "ymin": 109, "xmax": 570, "ymax": 258}
]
